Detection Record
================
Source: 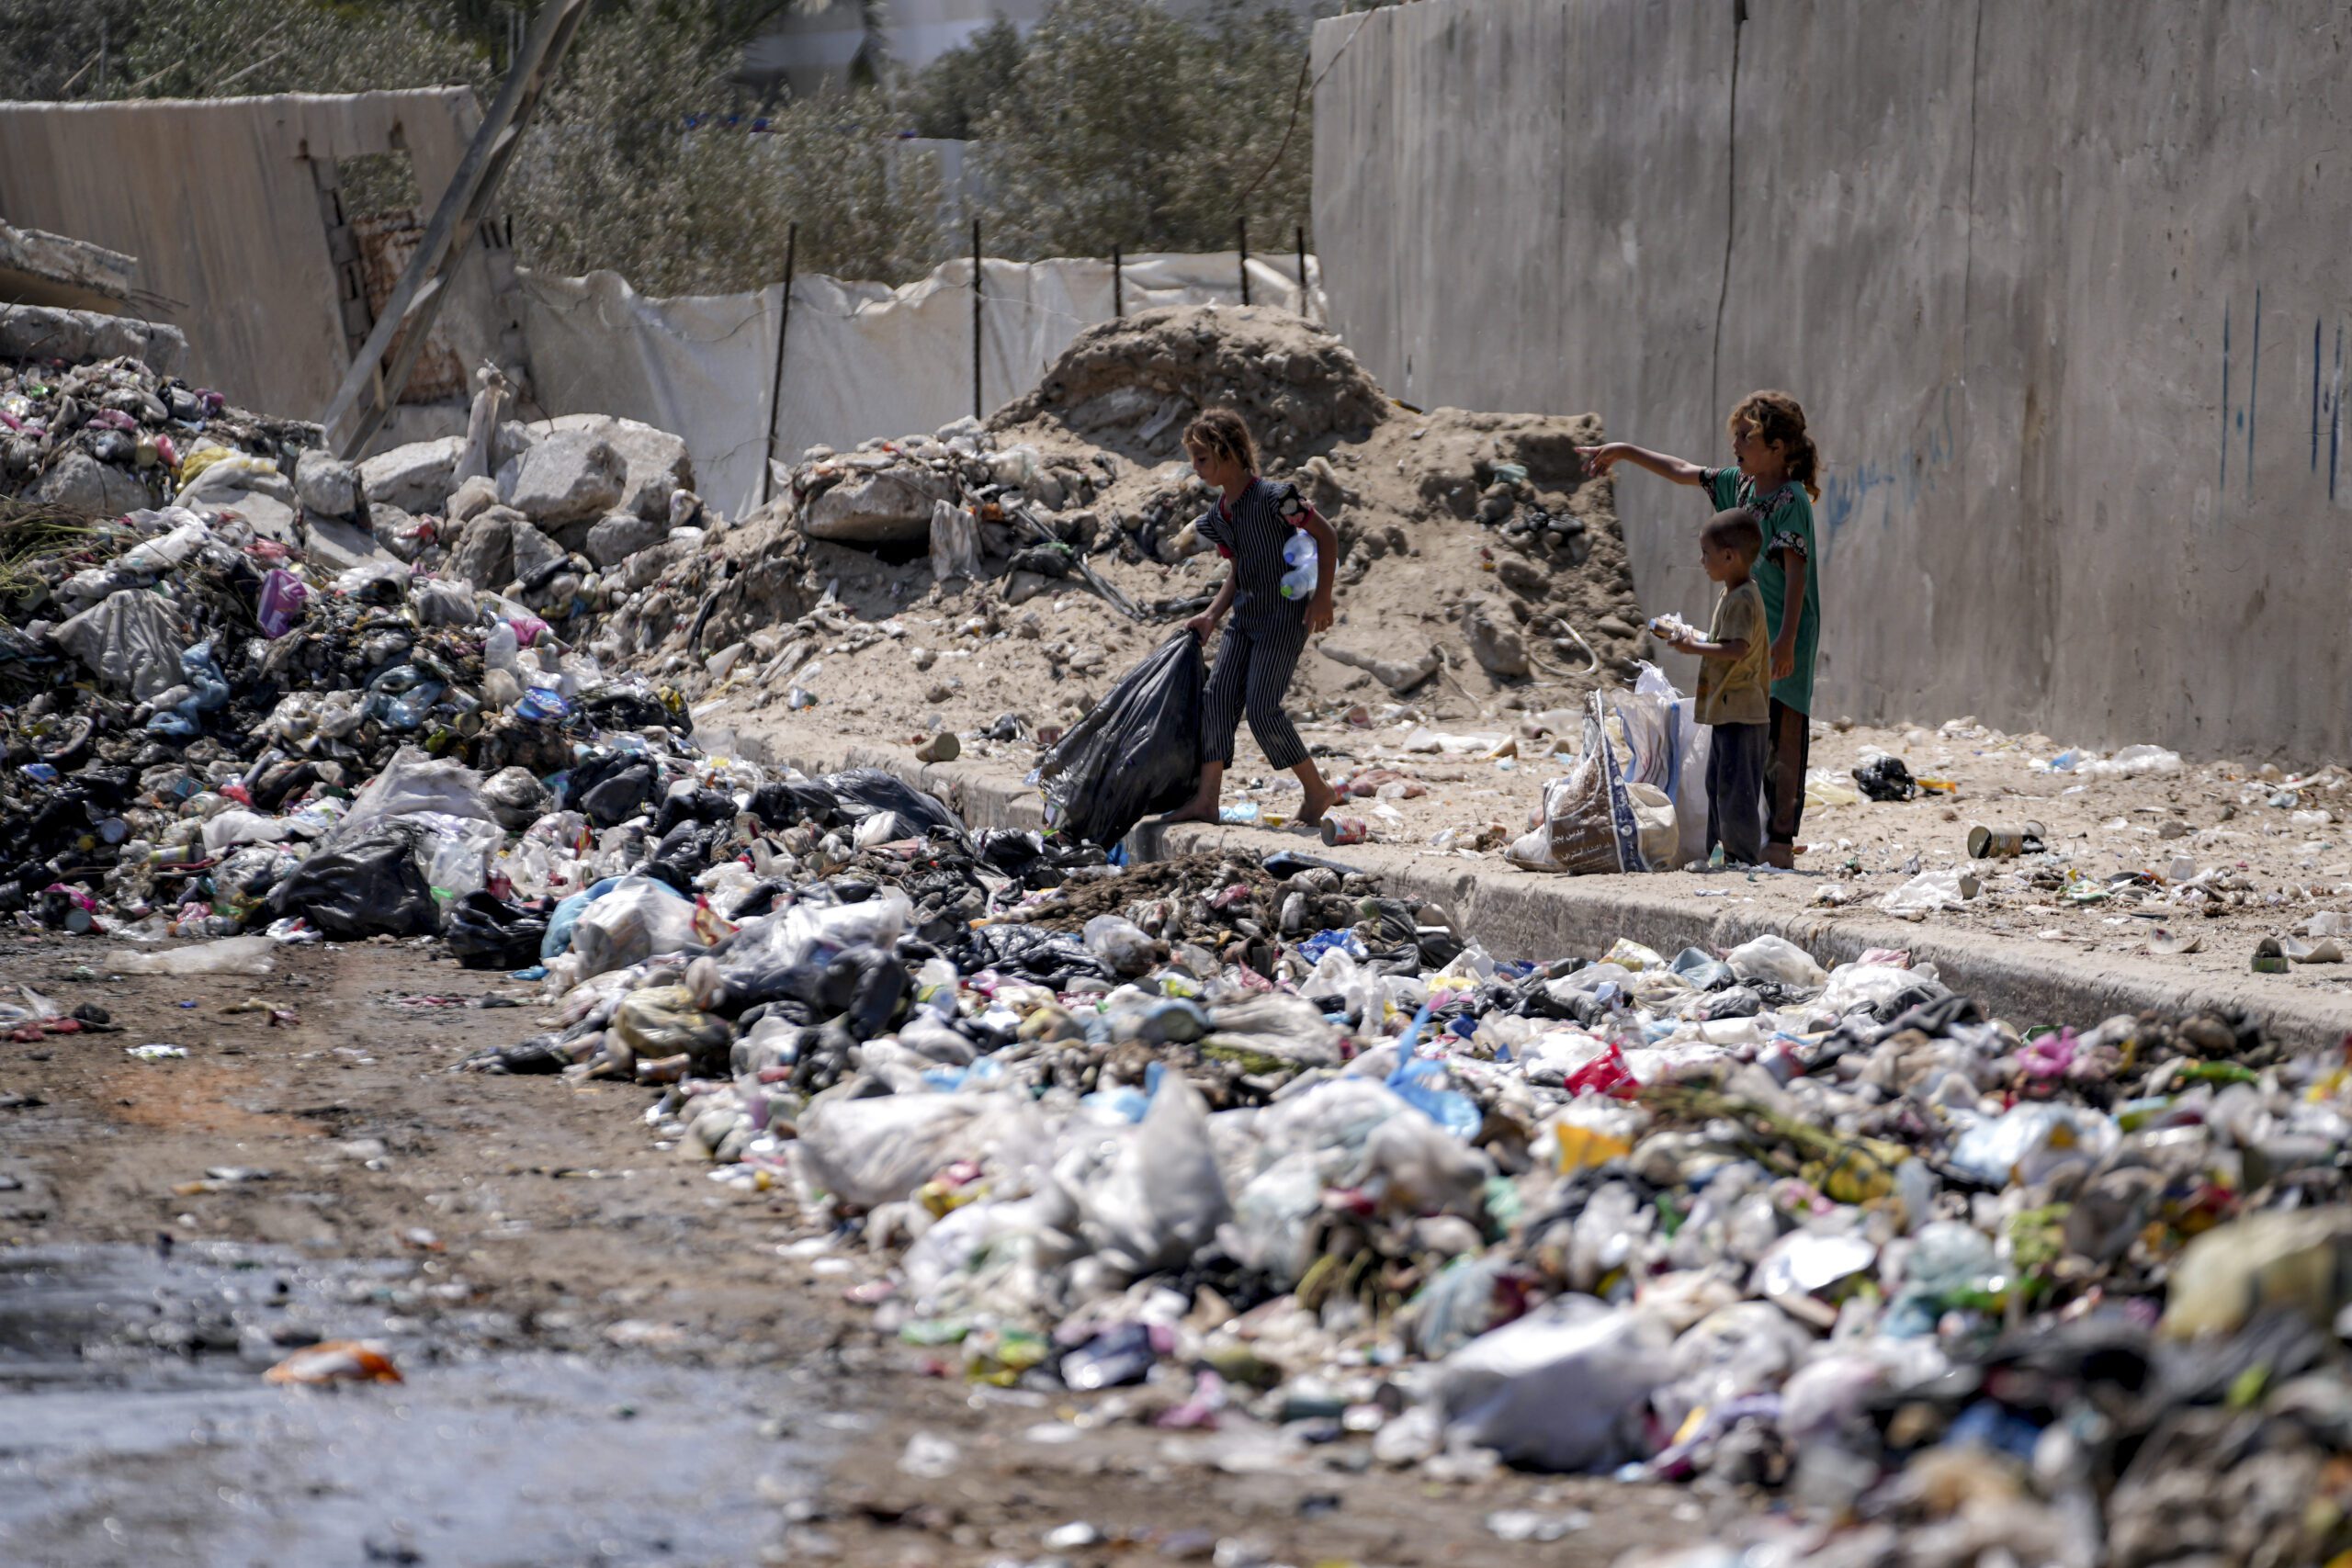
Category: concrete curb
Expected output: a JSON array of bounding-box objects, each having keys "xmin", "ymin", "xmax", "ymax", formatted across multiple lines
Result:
[{"xmin": 718, "ymin": 716, "xmax": 2352, "ymax": 1053}]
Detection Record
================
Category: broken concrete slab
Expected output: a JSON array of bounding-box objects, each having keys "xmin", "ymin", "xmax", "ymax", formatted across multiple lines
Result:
[
  {"xmin": 293, "ymin": 450, "xmax": 363, "ymax": 520},
  {"xmin": 360, "ymin": 435, "xmax": 465, "ymax": 513},
  {"xmin": 584, "ymin": 510, "xmax": 667, "ymax": 569},
  {"xmin": 509, "ymin": 517, "xmax": 569, "ymax": 582},
  {"xmin": 496, "ymin": 430, "xmax": 626, "ymax": 526},
  {"xmin": 0, "ymin": 220, "xmax": 137, "ymax": 312},
  {"xmin": 302, "ymin": 513, "xmax": 398, "ymax": 573},
  {"xmin": 0, "ymin": 302, "xmax": 185, "ymax": 378},
  {"xmin": 800, "ymin": 468, "xmax": 954, "ymax": 546},
  {"xmin": 545, "ymin": 413, "xmax": 693, "ymax": 521},
  {"xmin": 445, "ymin": 474, "xmax": 500, "ymax": 526},
  {"xmin": 448, "ymin": 510, "xmax": 516, "ymax": 592}
]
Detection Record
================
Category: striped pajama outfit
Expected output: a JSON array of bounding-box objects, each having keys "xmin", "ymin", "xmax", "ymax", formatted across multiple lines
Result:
[{"xmin": 1196, "ymin": 478, "xmax": 1314, "ymax": 772}]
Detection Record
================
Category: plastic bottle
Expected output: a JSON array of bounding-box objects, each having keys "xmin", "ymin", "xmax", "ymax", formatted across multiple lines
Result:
[{"xmin": 1279, "ymin": 529, "xmax": 1317, "ymax": 599}]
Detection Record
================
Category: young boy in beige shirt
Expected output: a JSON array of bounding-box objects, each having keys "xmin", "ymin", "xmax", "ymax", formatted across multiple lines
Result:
[{"xmin": 1655, "ymin": 509, "xmax": 1770, "ymax": 865}]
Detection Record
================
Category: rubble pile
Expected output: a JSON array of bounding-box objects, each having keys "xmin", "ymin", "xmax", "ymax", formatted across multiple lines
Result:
[{"xmin": 579, "ymin": 309, "xmax": 1651, "ymax": 783}]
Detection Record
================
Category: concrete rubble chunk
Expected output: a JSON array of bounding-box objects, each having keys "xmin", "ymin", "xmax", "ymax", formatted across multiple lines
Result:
[
  {"xmin": 31, "ymin": 449, "xmax": 149, "ymax": 517},
  {"xmin": 800, "ymin": 468, "xmax": 954, "ymax": 546},
  {"xmin": 0, "ymin": 301, "xmax": 186, "ymax": 375},
  {"xmin": 1323, "ymin": 641, "xmax": 1442, "ymax": 694},
  {"xmin": 293, "ymin": 450, "xmax": 363, "ymax": 520},
  {"xmin": 449, "ymin": 510, "xmax": 515, "ymax": 592},
  {"xmin": 496, "ymin": 430, "xmax": 627, "ymax": 525},
  {"xmin": 359, "ymin": 435, "xmax": 465, "ymax": 513},
  {"xmin": 369, "ymin": 502, "xmax": 427, "ymax": 562},
  {"xmin": 546, "ymin": 413, "xmax": 695, "ymax": 521},
  {"xmin": 445, "ymin": 474, "xmax": 501, "ymax": 526},
  {"xmin": 178, "ymin": 459, "xmax": 298, "ymax": 544},
  {"xmin": 302, "ymin": 513, "xmax": 398, "ymax": 573},
  {"xmin": 584, "ymin": 510, "xmax": 668, "ymax": 569},
  {"xmin": 1464, "ymin": 596, "xmax": 1531, "ymax": 678},
  {"xmin": 508, "ymin": 517, "xmax": 569, "ymax": 582}
]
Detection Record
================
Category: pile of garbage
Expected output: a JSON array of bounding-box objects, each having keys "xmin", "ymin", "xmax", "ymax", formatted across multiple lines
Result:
[
  {"xmin": 0, "ymin": 334, "xmax": 719, "ymax": 935},
  {"xmin": 426, "ymin": 689, "xmax": 2352, "ymax": 1562}
]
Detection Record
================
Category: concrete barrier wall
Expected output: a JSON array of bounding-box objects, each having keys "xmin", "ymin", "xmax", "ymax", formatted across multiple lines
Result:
[
  {"xmin": 1313, "ymin": 0, "xmax": 2352, "ymax": 761},
  {"xmin": 0, "ymin": 91, "xmax": 517, "ymax": 432}
]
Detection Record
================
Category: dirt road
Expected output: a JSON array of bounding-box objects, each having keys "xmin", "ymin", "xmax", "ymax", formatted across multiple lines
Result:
[{"xmin": 0, "ymin": 934, "xmax": 1714, "ymax": 1567}]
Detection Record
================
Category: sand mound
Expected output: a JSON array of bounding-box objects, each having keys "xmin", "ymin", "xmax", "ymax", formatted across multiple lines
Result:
[{"xmin": 993, "ymin": 305, "xmax": 1390, "ymax": 466}]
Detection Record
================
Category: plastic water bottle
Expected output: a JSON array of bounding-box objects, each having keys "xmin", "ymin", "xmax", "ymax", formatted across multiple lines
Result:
[{"xmin": 1279, "ymin": 530, "xmax": 1317, "ymax": 599}]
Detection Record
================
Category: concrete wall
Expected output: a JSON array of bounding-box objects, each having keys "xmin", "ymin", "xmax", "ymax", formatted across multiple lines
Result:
[
  {"xmin": 0, "ymin": 92, "xmax": 522, "ymax": 435},
  {"xmin": 1314, "ymin": 0, "xmax": 2352, "ymax": 761}
]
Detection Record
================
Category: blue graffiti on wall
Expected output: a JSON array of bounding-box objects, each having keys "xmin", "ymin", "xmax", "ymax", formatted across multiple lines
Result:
[
  {"xmin": 2220, "ymin": 291, "xmax": 2348, "ymax": 508},
  {"xmin": 1815, "ymin": 383, "xmax": 1960, "ymax": 546}
]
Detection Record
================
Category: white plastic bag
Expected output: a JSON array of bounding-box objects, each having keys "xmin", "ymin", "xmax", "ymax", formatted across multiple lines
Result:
[
  {"xmin": 1057, "ymin": 1075, "xmax": 1232, "ymax": 1277},
  {"xmin": 1879, "ymin": 867, "xmax": 1974, "ymax": 917},
  {"xmin": 795, "ymin": 1089, "xmax": 1045, "ymax": 1213},
  {"xmin": 1724, "ymin": 934, "xmax": 1828, "ymax": 989},
  {"xmin": 334, "ymin": 748, "xmax": 492, "ymax": 840},
  {"xmin": 928, "ymin": 499, "xmax": 982, "ymax": 582},
  {"xmin": 571, "ymin": 877, "xmax": 708, "ymax": 979},
  {"xmin": 1433, "ymin": 1296, "xmax": 1672, "ymax": 1471}
]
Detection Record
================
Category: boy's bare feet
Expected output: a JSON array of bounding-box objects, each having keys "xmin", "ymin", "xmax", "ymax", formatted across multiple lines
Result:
[
  {"xmin": 1160, "ymin": 795, "xmax": 1220, "ymax": 825},
  {"xmin": 1296, "ymin": 778, "xmax": 1340, "ymax": 828},
  {"xmin": 1763, "ymin": 843, "xmax": 1797, "ymax": 870}
]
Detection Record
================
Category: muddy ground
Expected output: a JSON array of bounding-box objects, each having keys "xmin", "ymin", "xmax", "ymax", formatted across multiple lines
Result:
[{"xmin": 0, "ymin": 936, "xmax": 1721, "ymax": 1567}]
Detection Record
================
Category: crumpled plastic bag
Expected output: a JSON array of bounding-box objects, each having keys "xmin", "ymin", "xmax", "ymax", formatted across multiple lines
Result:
[
  {"xmin": 929, "ymin": 499, "xmax": 982, "ymax": 581},
  {"xmin": 1879, "ymin": 867, "xmax": 1975, "ymax": 917},
  {"xmin": 268, "ymin": 825, "xmax": 439, "ymax": 939},
  {"xmin": 1055, "ymin": 1075, "xmax": 1231, "ymax": 1277},
  {"xmin": 612, "ymin": 984, "xmax": 732, "ymax": 1069},
  {"xmin": 1724, "ymin": 934, "xmax": 1828, "ymax": 988},
  {"xmin": 569, "ymin": 875, "xmax": 707, "ymax": 979},
  {"xmin": 109, "ymin": 935, "xmax": 276, "ymax": 976},
  {"xmin": 793, "ymin": 1088, "xmax": 1045, "ymax": 1213},
  {"xmin": 334, "ymin": 748, "xmax": 492, "ymax": 842},
  {"xmin": 445, "ymin": 891, "xmax": 550, "ymax": 970},
  {"xmin": 1433, "ymin": 1295, "xmax": 1672, "ymax": 1471},
  {"xmin": 52, "ymin": 588, "xmax": 186, "ymax": 700}
]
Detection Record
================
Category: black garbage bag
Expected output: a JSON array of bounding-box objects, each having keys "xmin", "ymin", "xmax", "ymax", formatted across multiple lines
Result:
[
  {"xmin": 963, "ymin": 922, "xmax": 1116, "ymax": 988},
  {"xmin": 270, "ymin": 826, "xmax": 438, "ymax": 939},
  {"xmin": 644, "ymin": 819, "xmax": 724, "ymax": 895},
  {"xmin": 571, "ymin": 754, "xmax": 657, "ymax": 828},
  {"xmin": 445, "ymin": 890, "xmax": 551, "ymax": 970},
  {"xmin": 1006, "ymin": 544, "xmax": 1071, "ymax": 578},
  {"xmin": 816, "ymin": 768, "xmax": 968, "ymax": 844},
  {"xmin": 1852, "ymin": 755, "xmax": 1917, "ymax": 802},
  {"xmin": 1035, "ymin": 631, "xmax": 1204, "ymax": 847},
  {"xmin": 655, "ymin": 787, "xmax": 738, "ymax": 838}
]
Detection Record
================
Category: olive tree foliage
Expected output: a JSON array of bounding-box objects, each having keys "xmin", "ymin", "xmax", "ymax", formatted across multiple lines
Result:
[
  {"xmin": 502, "ymin": 1, "xmax": 944, "ymax": 293},
  {"xmin": 0, "ymin": 0, "xmax": 1316, "ymax": 289},
  {"xmin": 954, "ymin": 0, "xmax": 1316, "ymax": 263}
]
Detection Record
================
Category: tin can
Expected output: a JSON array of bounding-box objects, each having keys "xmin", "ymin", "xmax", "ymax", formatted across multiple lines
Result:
[
  {"xmin": 1968, "ymin": 821, "xmax": 2046, "ymax": 858},
  {"xmin": 1320, "ymin": 816, "xmax": 1369, "ymax": 846}
]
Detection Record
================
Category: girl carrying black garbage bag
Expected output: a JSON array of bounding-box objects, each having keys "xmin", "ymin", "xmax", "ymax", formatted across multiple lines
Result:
[{"xmin": 1161, "ymin": 409, "xmax": 1342, "ymax": 829}]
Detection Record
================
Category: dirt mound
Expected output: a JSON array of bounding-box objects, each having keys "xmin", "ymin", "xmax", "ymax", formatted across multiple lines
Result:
[{"xmin": 993, "ymin": 305, "xmax": 1390, "ymax": 466}]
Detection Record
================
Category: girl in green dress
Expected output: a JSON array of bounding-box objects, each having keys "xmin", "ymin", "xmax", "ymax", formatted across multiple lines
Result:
[{"xmin": 1580, "ymin": 390, "xmax": 1822, "ymax": 869}]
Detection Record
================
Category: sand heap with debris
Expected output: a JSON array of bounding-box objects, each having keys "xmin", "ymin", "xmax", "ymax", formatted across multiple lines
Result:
[{"xmin": 591, "ymin": 306, "xmax": 1653, "ymax": 771}]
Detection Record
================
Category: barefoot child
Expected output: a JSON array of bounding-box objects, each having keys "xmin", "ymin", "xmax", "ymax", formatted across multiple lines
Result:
[
  {"xmin": 1653, "ymin": 509, "xmax": 1770, "ymax": 865},
  {"xmin": 1580, "ymin": 389, "xmax": 1822, "ymax": 868},
  {"xmin": 1163, "ymin": 409, "xmax": 1341, "ymax": 828}
]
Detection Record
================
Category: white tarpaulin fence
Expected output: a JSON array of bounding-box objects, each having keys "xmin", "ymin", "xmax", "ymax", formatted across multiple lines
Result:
[{"xmin": 518, "ymin": 252, "xmax": 1324, "ymax": 520}]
